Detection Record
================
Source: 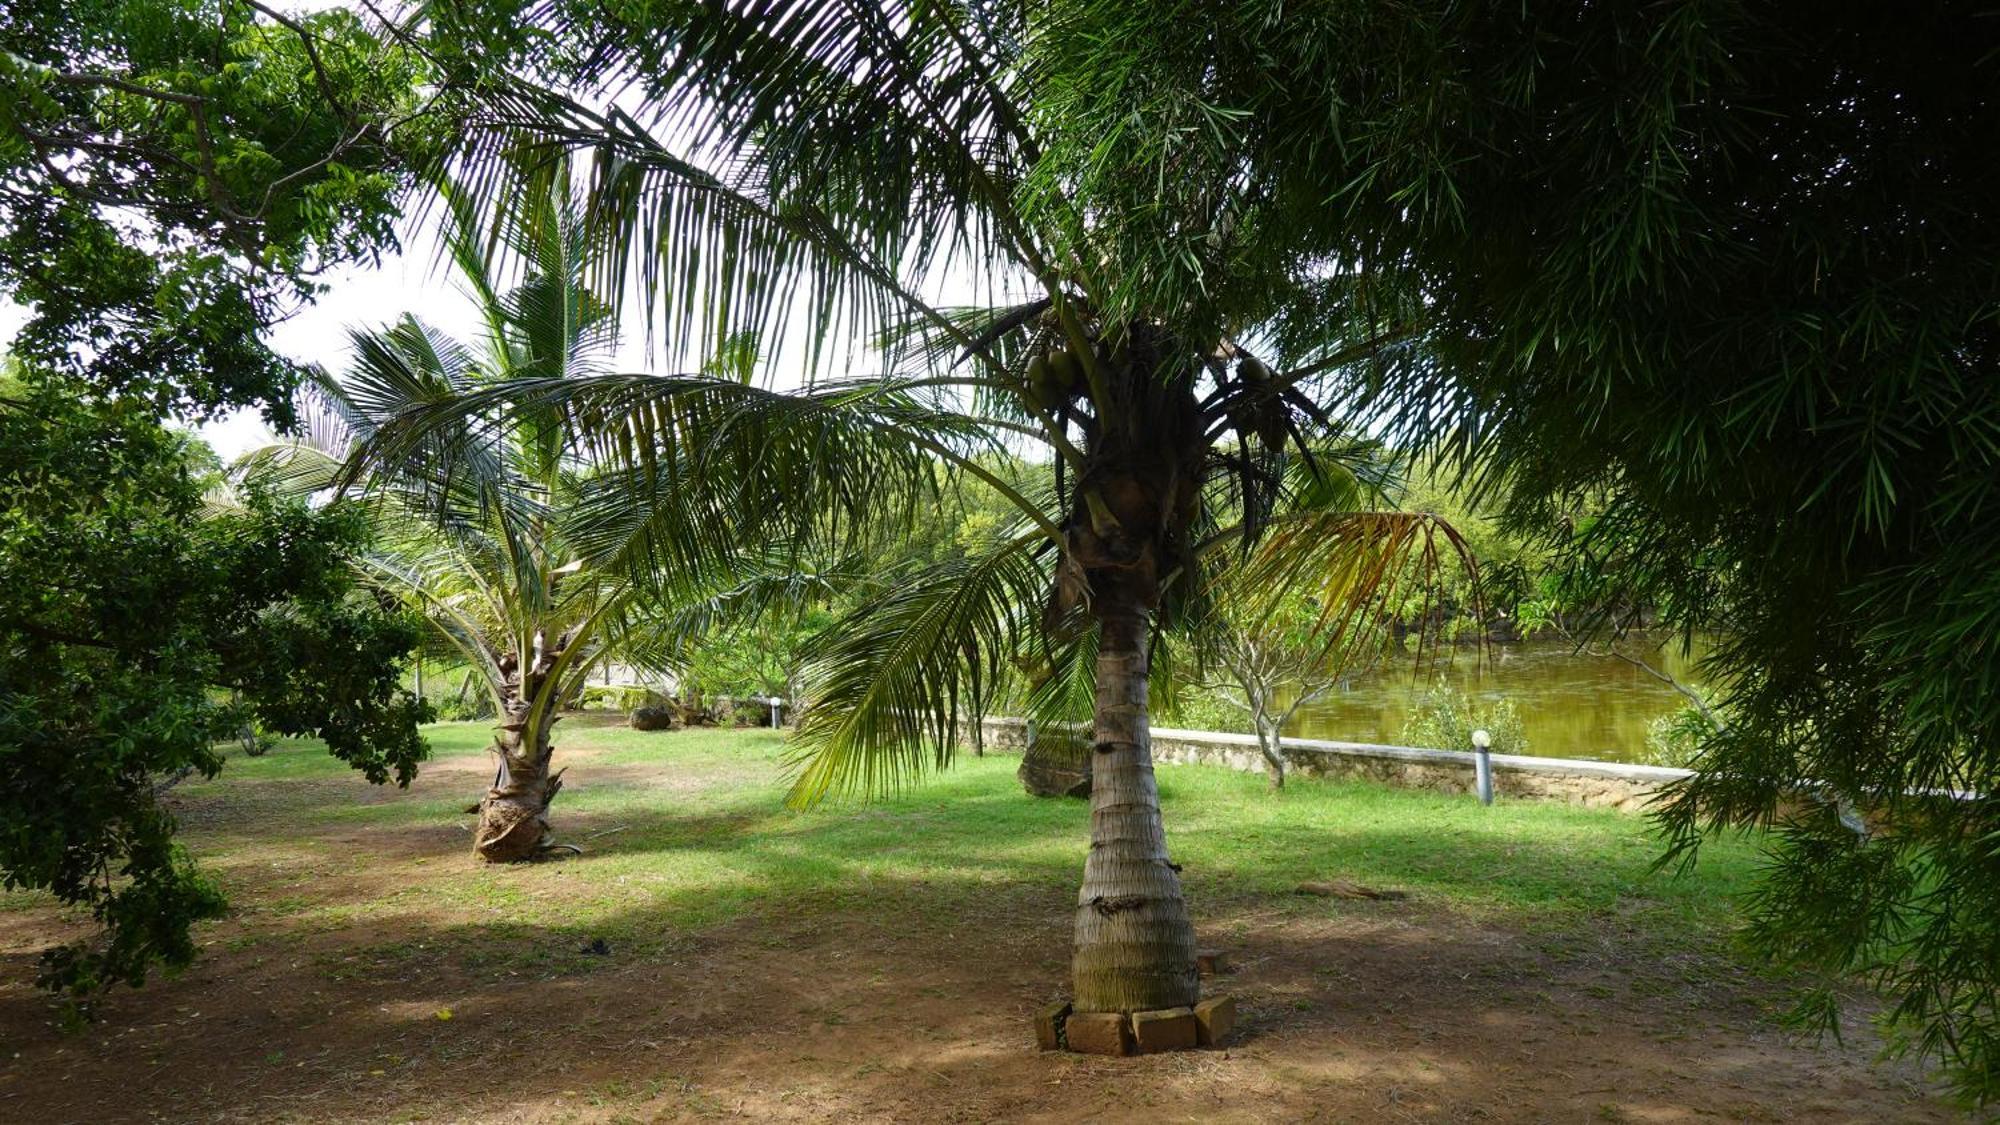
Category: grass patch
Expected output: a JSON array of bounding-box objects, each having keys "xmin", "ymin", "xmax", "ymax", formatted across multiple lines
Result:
[
  {"xmin": 0, "ymin": 719, "xmax": 1765, "ymax": 981},
  {"xmin": 8, "ymin": 719, "xmax": 1951, "ymax": 1125},
  {"xmin": 141, "ymin": 719, "xmax": 1769, "ymax": 976}
]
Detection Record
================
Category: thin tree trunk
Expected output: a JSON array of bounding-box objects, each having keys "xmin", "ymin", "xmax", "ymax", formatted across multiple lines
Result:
[
  {"xmin": 449, "ymin": 670, "xmax": 476, "ymax": 716},
  {"xmin": 1071, "ymin": 604, "xmax": 1199, "ymax": 1013},
  {"xmin": 1256, "ymin": 715, "xmax": 1287, "ymax": 790}
]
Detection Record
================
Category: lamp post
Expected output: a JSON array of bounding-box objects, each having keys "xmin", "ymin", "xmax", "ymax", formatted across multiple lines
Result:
[{"xmin": 1472, "ymin": 728, "xmax": 1494, "ymax": 806}]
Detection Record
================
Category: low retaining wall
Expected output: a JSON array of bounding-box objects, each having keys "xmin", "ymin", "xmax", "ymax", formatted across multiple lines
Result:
[{"xmin": 976, "ymin": 717, "xmax": 1689, "ymax": 812}]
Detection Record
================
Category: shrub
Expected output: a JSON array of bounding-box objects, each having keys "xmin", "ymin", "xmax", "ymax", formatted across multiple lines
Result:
[
  {"xmin": 433, "ymin": 693, "xmax": 493, "ymax": 723},
  {"xmin": 1154, "ymin": 685, "xmax": 1243, "ymax": 734},
  {"xmin": 1643, "ymin": 706, "xmax": 1714, "ymax": 769},
  {"xmin": 1400, "ymin": 688, "xmax": 1528, "ymax": 756}
]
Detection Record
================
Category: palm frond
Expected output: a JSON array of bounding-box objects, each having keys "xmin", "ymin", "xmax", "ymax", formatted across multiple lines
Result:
[
  {"xmin": 356, "ymin": 370, "xmax": 1052, "ymax": 553},
  {"xmin": 1223, "ymin": 510, "xmax": 1483, "ymax": 674},
  {"xmin": 788, "ymin": 528, "xmax": 1051, "ymax": 806},
  {"xmin": 1021, "ymin": 619, "xmax": 1096, "ymax": 736},
  {"xmin": 234, "ymin": 441, "xmax": 345, "ymax": 499},
  {"xmin": 351, "ymin": 550, "xmax": 507, "ymax": 696},
  {"xmin": 231, "ymin": 370, "xmax": 371, "ymax": 499},
  {"xmin": 439, "ymin": 0, "xmax": 1049, "ymax": 379},
  {"xmin": 638, "ymin": 559, "xmax": 853, "ymax": 644}
]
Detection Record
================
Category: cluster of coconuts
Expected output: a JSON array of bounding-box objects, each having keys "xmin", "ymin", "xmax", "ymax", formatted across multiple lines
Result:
[
  {"xmin": 1020, "ymin": 338, "xmax": 1135, "ymax": 412},
  {"xmin": 1022, "ymin": 348, "xmax": 1083, "ymax": 412}
]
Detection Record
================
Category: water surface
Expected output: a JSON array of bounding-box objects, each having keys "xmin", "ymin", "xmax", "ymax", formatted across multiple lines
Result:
[{"xmin": 1285, "ymin": 638, "xmax": 1709, "ymax": 763}]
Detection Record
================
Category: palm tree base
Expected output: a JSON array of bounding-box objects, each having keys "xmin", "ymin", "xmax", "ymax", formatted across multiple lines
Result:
[
  {"xmin": 1018, "ymin": 727, "xmax": 1092, "ymax": 797},
  {"xmin": 1038, "ymin": 995, "xmax": 1236, "ymax": 1056},
  {"xmin": 473, "ymin": 797, "xmax": 551, "ymax": 862}
]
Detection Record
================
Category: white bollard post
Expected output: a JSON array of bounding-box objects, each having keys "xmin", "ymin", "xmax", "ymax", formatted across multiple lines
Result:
[
  {"xmin": 769, "ymin": 697, "xmax": 782, "ymax": 728},
  {"xmin": 1472, "ymin": 728, "xmax": 1494, "ymax": 806}
]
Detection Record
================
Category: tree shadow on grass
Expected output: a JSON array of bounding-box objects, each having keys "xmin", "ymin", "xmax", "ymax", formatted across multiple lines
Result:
[
  {"xmin": 0, "ymin": 845, "xmax": 1949, "ymax": 1125},
  {"xmin": 0, "ymin": 744, "xmax": 1917, "ymax": 1123}
]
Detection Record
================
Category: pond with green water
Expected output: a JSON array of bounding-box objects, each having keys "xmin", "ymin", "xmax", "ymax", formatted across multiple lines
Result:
[{"xmin": 1281, "ymin": 638, "xmax": 1709, "ymax": 763}]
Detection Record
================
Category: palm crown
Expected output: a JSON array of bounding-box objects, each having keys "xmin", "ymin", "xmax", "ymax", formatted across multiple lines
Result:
[{"xmin": 243, "ymin": 177, "xmax": 785, "ymax": 858}]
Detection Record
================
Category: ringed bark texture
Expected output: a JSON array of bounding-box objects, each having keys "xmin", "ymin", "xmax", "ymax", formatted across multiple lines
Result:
[
  {"xmin": 1071, "ymin": 607, "xmax": 1200, "ymax": 1013},
  {"xmin": 473, "ymin": 713, "xmax": 560, "ymax": 862},
  {"xmin": 474, "ymin": 641, "xmax": 567, "ymax": 862}
]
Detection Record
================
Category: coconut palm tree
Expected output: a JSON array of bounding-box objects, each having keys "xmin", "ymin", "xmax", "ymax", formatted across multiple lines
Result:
[
  {"xmin": 374, "ymin": 1, "xmax": 1469, "ymax": 1015},
  {"xmin": 240, "ymin": 178, "xmax": 781, "ymax": 860}
]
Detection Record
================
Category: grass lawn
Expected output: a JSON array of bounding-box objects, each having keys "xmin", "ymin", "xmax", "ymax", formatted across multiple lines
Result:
[{"xmin": 0, "ymin": 717, "xmax": 1952, "ymax": 1123}]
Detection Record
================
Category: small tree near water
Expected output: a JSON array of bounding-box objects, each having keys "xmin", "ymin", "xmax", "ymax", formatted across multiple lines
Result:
[{"xmin": 1203, "ymin": 597, "xmax": 1351, "ymax": 790}]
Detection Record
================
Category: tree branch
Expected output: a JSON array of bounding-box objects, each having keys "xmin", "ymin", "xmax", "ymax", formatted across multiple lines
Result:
[
  {"xmin": 3, "ymin": 617, "xmax": 118, "ymax": 651},
  {"xmin": 1598, "ymin": 645, "xmax": 1725, "ymax": 733}
]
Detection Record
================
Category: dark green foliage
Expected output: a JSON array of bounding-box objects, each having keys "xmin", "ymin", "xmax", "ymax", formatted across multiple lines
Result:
[
  {"xmin": 1034, "ymin": 0, "xmax": 2000, "ymax": 1102},
  {"xmin": 0, "ymin": 379, "xmax": 429, "ymax": 996},
  {"xmin": 0, "ymin": 0, "xmax": 436, "ymax": 997},
  {"xmin": 0, "ymin": 0, "xmax": 437, "ymax": 421},
  {"xmin": 679, "ymin": 603, "xmax": 835, "ymax": 706}
]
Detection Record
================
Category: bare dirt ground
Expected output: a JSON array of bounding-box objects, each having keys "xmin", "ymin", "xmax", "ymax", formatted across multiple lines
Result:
[{"xmin": 0, "ymin": 722, "xmax": 1958, "ymax": 1123}]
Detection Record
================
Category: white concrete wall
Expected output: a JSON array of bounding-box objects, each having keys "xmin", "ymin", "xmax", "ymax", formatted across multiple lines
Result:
[{"xmin": 979, "ymin": 717, "xmax": 1690, "ymax": 812}]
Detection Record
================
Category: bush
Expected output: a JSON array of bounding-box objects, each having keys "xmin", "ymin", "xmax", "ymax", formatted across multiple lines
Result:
[
  {"xmin": 432, "ymin": 692, "xmax": 493, "ymax": 723},
  {"xmin": 1642, "ymin": 706, "xmax": 1713, "ymax": 769},
  {"xmin": 731, "ymin": 696, "xmax": 768, "ymax": 727},
  {"xmin": 1399, "ymin": 688, "xmax": 1528, "ymax": 756},
  {"xmin": 1154, "ymin": 686, "xmax": 1243, "ymax": 734}
]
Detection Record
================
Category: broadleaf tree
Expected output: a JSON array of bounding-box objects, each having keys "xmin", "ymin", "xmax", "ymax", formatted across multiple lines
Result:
[
  {"xmin": 1, "ymin": 0, "xmax": 440, "ymax": 420},
  {"xmin": 0, "ymin": 0, "xmax": 439, "ymax": 996},
  {"xmin": 0, "ymin": 373, "xmax": 430, "ymax": 997}
]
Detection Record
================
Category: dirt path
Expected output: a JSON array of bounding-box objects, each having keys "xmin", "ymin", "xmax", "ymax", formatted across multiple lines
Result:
[{"xmin": 0, "ymin": 728, "xmax": 1955, "ymax": 1123}]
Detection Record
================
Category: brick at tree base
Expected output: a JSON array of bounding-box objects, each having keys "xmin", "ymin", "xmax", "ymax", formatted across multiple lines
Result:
[
  {"xmin": 1035, "ymin": 1001, "xmax": 1071, "ymax": 1051},
  {"xmin": 1131, "ymin": 1006, "xmax": 1199, "ymax": 1052},
  {"xmin": 1194, "ymin": 995, "xmax": 1236, "ymax": 1046},
  {"xmin": 1196, "ymin": 949, "xmax": 1231, "ymax": 976},
  {"xmin": 1063, "ymin": 1011, "xmax": 1132, "ymax": 1056}
]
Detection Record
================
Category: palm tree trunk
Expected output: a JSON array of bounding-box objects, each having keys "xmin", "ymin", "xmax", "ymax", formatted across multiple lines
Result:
[
  {"xmin": 474, "ymin": 642, "xmax": 567, "ymax": 862},
  {"xmin": 474, "ymin": 699, "xmax": 563, "ymax": 862},
  {"xmin": 1071, "ymin": 603, "xmax": 1199, "ymax": 1013}
]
